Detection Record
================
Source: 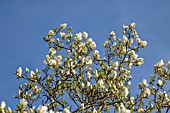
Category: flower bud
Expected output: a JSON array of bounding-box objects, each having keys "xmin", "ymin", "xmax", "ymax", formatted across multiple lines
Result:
[{"xmin": 60, "ymin": 23, "xmax": 67, "ymax": 30}]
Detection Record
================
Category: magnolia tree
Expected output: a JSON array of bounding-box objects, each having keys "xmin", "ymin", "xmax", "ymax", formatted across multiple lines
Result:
[{"xmin": 1, "ymin": 23, "xmax": 170, "ymax": 113}]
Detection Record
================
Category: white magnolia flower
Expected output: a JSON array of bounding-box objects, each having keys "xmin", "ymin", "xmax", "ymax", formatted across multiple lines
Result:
[
  {"xmin": 118, "ymin": 103, "xmax": 131, "ymax": 113},
  {"xmin": 60, "ymin": 32, "xmax": 66, "ymax": 38},
  {"xmin": 0, "ymin": 101, "xmax": 6, "ymax": 109},
  {"xmin": 87, "ymin": 81, "xmax": 91, "ymax": 87},
  {"xmin": 128, "ymin": 81, "xmax": 131, "ymax": 86},
  {"xmin": 155, "ymin": 59, "xmax": 164, "ymax": 67},
  {"xmin": 81, "ymin": 103, "xmax": 84, "ymax": 110},
  {"xmin": 136, "ymin": 38, "xmax": 141, "ymax": 43},
  {"xmin": 90, "ymin": 41, "xmax": 96, "ymax": 49},
  {"xmin": 63, "ymin": 108, "xmax": 70, "ymax": 113},
  {"xmin": 25, "ymin": 67, "xmax": 29, "ymax": 73},
  {"xmin": 128, "ymin": 50, "xmax": 135, "ymax": 56},
  {"xmin": 87, "ymin": 71, "xmax": 92, "ymax": 79},
  {"xmin": 38, "ymin": 105, "xmax": 48, "ymax": 113},
  {"xmin": 98, "ymin": 79, "xmax": 104, "ymax": 88},
  {"xmin": 129, "ymin": 22, "xmax": 136, "ymax": 28},
  {"xmin": 7, "ymin": 107, "xmax": 12, "ymax": 113},
  {"xmin": 86, "ymin": 56, "xmax": 92, "ymax": 65},
  {"xmin": 93, "ymin": 108, "xmax": 97, "ymax": 113},
  {"xmin": 30, "ymin": 71, "xmax": 35, "ymax": 78},
  {"xmin": 132, "ymin": 54, "xmax": 138, "ymax": 60},
  {"xmin": 110, "ymin": 31, "xmax": 116, "ymax": 36},
  {"xmin": 122, "ymin": 36, "xmax": 128, "ymax": 43},
  {"xmin": 140, "ymin": 41, "xmax": 147, "ymax": 47},
  {"xmin": 49, "ymin": 59, "xmax": 56, "ymax": 66},
  {"xmin": 136, "ymin": 58, "xmax": 144, "ymax": 66},
  {"xmin": 71, "ymin": 69, "xmax": 76, "ymax": 75},
  {"xmin": 137, "ymin": 108, "xmax": 144, "ymax": 113},
  {"xmin": 60, "ymin": 23, "xmax": 67, "ymax": 30},
  {"xmin": 123, "ymin": 25, "xmax": 129, "ymax": 29},
  {"xmin": 112, "ymin": 61, "xmax": 119, "ymax": 69},
  {"xmin": 143, "ymin": 88, "xmax": 151, "ymax": 96},
  {"xmin": 142, "ymin": 79, "xmax": 148, "ymax": 86},
  {"xmin": 123, "ymin": 87, "xmax": 129, "ymax": 98},
  {"xmin": 17, "ymin": 67, "xmax": 22, "ymax": 78},
  {"xmin": 158, "ymin": 79, "xmax": 163, "ymax": 86},
  {"xmin": 128, "ymin": 38, "xmax": 133, "ymax": 45},
  {"xmin": 48, "ymin": 30, "xmax": 55, "ymax": 36},
  {"xmin": 20, "ymin": 98, "xmax": 27, "ymax": 109},
  {"xmin": 166, "ymin": 61, "xmax": 170, "ymax": 69},
  {"xmin": 130, "ymin": 97, "xmax": 135, "ymax": 104},
  {"xmin": 83, "ymin": 31, "xmax": 88, "ymax": 38},
  {"xmin": 49, "ymin": 110, "xmax": 54, "ymax": 113}
]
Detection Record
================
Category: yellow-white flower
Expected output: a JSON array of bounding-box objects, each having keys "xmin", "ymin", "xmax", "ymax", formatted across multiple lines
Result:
[
  {"xmin": 140, "ymin": 41, "xmax": 147, "ymax": 47},
  {"xmin": 123, "ymin": 87, "xmax": 129, "ymax": 98},
  {"xmin": 17, "ymin": 67, "xmax": 22, "ymax": 78},
  {"xmin": 20, "ymin": 98, "xmax": 27, "ymax": 109},
  {"xmin": 110, "ymin": 31, "xmax": 116, "ymax": 36},
  {"xmin": 63, "ymin": 108, "xmax": 70, "ymax": 113},
  {"xmin": 129, "ymin": 22, "xmax": 136, "ymax": 28},
  {"xmin": 158, "ymin": 79, "xmax": 163, "ymax": 86},
  {"xmin": 60, "ymin": 23, "xmax": 67, "ymax": 30},
  {"xmin": 38, "ymin": 105, "xmax": 48, "ymax": 113},
  {"xmin": 137, "ymin": 108, "xmax": 144, "ymax": 113},
  {"xmin": 156, "ymin": 59, "xmax": 164, "ymax": 67},
  {"xmin": 0, "ymin": 101, "xmax": 6, "ymax": 109},
  {"xmin": 143, "ymin": 88, "xmax": 151, "ymax": 96},
  {"xmin": 83, "ymin": 32, "xmax": 88, "ymax": 38},
  {"xmin": 166, "ymin": 61, "xmax": 170, "ymax": 69},
  {"xmin": 136, "ymin": 38, "xmax": 141, "ymax": 43},
  {"xmin": 142, "ymin": 79, "xmax": 148, "ymax": 86},
  {"xmin": 48, "ymin": 30, "xmax": 55, "ymax": 36},
  {"xmin": 60, "ymin": 32, "xmax": 66, "ymax": 38},
  {"xmin": 112, "ymin": 61, "xmax": 119, "ymax": 69}
]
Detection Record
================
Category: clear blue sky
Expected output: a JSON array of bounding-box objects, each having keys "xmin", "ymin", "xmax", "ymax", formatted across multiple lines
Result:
[{"xmin": 0, "ymin": 0, "xmax": 170, "ymax": 109}]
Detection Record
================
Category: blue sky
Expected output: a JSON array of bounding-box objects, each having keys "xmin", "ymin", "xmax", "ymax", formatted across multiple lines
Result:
[{"xmin": 0, "ymin": 0, "xmax": 170, "ymax": 109}]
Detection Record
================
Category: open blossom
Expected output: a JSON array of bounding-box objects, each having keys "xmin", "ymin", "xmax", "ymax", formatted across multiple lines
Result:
[
  {"xmin": 48, "ymin": 30, "xmax": 55, "ymax": 36},
  {"xmin": 140, "ymin": 41, "xmax": 147, "ymax": 47},
  {"xmin": 137, "ymin": 108, "xmax": 144, "ymax": 113},
  {"xmin": 155, "ymin": 59, "xmax": 164, "ymax": 67},
  {"xmin": 83, "ymin": 31, "xmax": 88, "ymax": 38},
  {"xmin": 166, "ymin": 61, "xmax": 170, "ymax": 68},
  {"xmin": 143, "ymin": 88, "xmax": 151, "ymax": 96},
  {"xmin": 136, "ymin": 38, "xmax": 141, "ymax": 43},
  {"xmin": 111, "ymin": 61, "xmax": 119, "ymax": 69},
  {"xmin": 110, "ymin": 31, "xmax": 115, "ymax": 36},
  {"xmin": 98, "ymin": 79, "xmax": 104, "ymax": 88},
  {"xmin": 129, "ymin": 22, "xmax": 135, "ymax": 28},
  {"xmin": 136, "ymin": 58, "xmax": 144, "ymax": 66},
  {"xmin": 16, "ymin": 67, "xmax": 22, "ymax": 78},
  {"xmin": 118, "ymin": 103, "xmax": 131, "ymax": 113},
  {"xmin": 63, "ymin": 108, "xmax": 70, "ymax": 113},
  {"xmin": 142, "ymin": 79, "xmax": 148, "ymax": 86},
  {"xmin": 87, "ymin": 71, "xmax": 92, "ymax": 79},
  {"xmin": 157, "ymin": 79, "xmax": 163, "ymax": 86},
  {"xmin": 123, "ymin": 87, "xmax": 129, "ymax": 98},
  {"xmin": 49, "ymin": 59, "xmax": 56, "ymax": 66},
  {"xmin": 86, "ymin": 56, "xmax": 92, "ymax": 65},
  {"xmin": 60, "ymin": 23, "xmax": 67, "ymax": 30},
  {"xmin": 122, "ymin": 36, "xmax": 128, "ymax": 43},
  {"xmin": 20, "ymin": 98, "xmax": 27, "ymax": 109},
  {"xmin": 0, "ymin": 101, "xmax": 6, "ymax": 109},
  {"xmin": 60, "ymin": 32, "xmax": 66, "ymax": 38},
  {"xmin": 38, "ymin": 106, "xmax": 48, "ymax": 113}
]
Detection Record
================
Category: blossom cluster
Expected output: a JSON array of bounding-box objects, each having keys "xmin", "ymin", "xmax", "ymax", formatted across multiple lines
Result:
[{"xmin": 1, "ymin": 23, "xmax": 170, "ymax": 113}]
